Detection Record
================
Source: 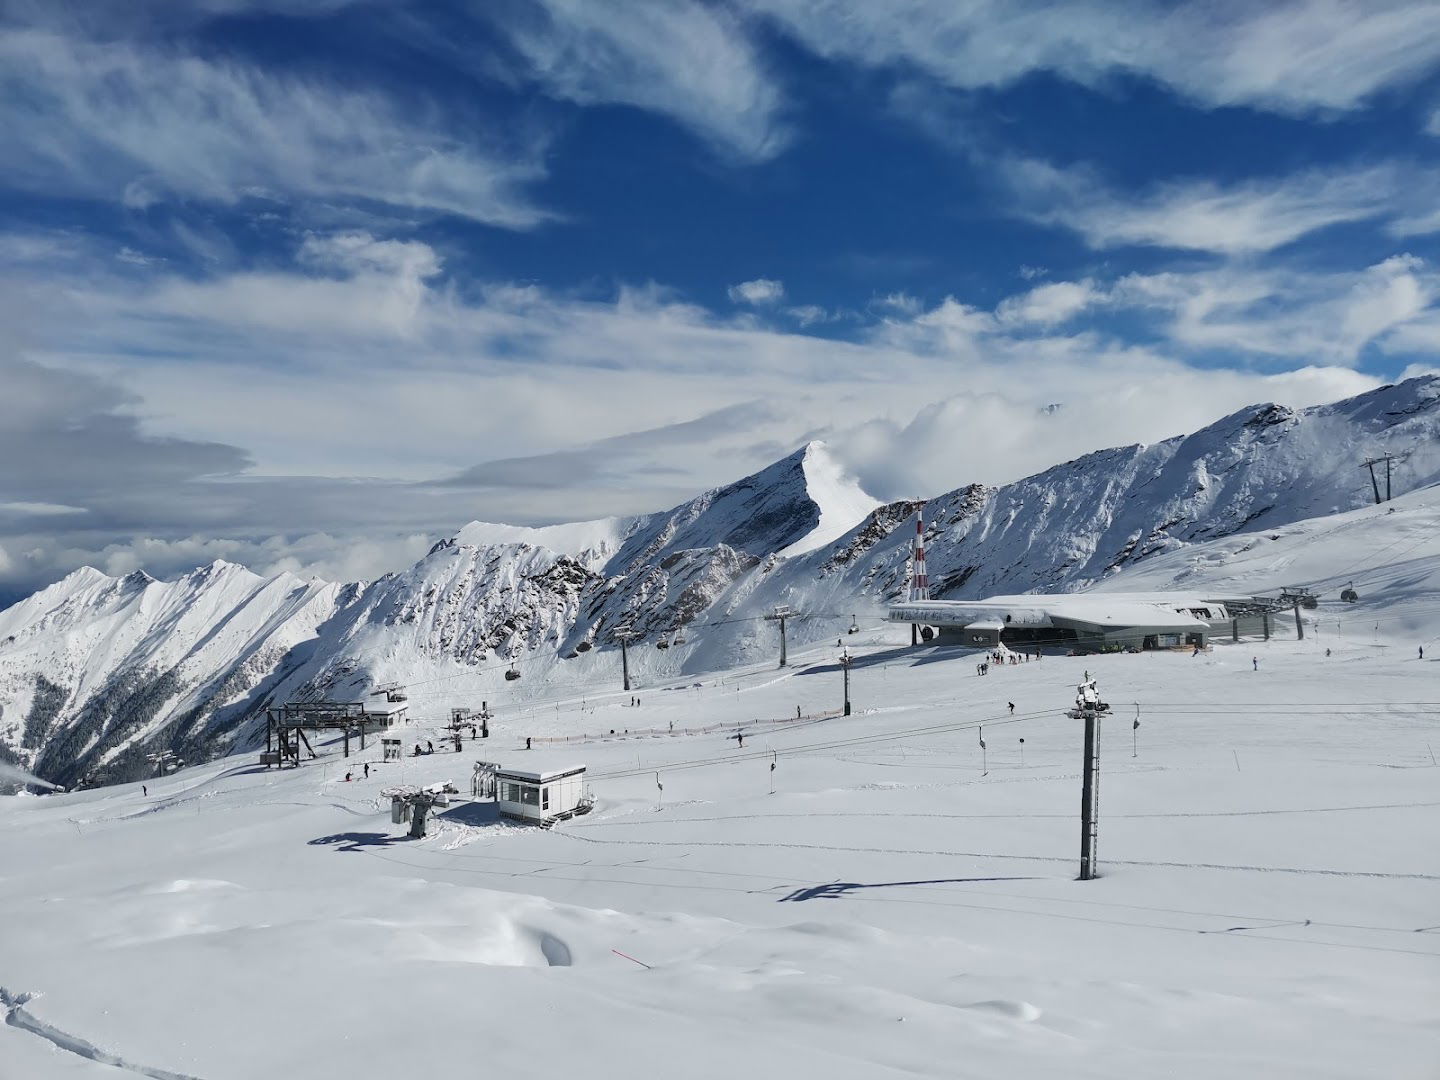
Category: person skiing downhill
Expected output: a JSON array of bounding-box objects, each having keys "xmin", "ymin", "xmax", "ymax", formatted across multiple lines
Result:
[{"xmin": 1252, "ymin": 657, "xmax": 1258, "ymax": 671}]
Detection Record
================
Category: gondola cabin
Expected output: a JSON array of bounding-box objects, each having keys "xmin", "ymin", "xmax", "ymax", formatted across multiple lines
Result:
[{"xmin": 495, "ymin": 765, "xmax": 589, "ymax": 824}]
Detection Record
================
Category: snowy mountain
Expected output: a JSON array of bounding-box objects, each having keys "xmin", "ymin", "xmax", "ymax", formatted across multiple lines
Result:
[
  {"xmin": 0, "ymin": 563, "xmax": 351, "ymax": 789},
  {"xmin": 2, "ymin": 378, "xmax": 1438, "ymax": 789}
]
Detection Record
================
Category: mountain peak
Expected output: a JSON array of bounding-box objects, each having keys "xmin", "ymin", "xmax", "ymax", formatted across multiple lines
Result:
[{"xmin": 780, "ymin": 442, "xmax": 880, "ymax": 558}]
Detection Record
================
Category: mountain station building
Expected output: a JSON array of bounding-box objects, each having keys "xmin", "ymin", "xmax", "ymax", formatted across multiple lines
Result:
[{"xmin": 887, "ymin": 592, "xmax": 1278, "ymax": 652}]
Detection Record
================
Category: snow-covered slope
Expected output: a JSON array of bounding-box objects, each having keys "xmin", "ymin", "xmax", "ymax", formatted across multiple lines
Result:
[
  {"xmin": 3, "ymin": 378, "xmax": 1438, "ymax": 789},
  {"xmin": 0, "ymin": 562, "xmax": 348, "ymax": 788},
  {"xmin": 1093, "ymin": 480, "xmax": 1440, "ymax": 644},
  {"xmin": 3, "ymin": 619, "xmax": 1437, "ymax": 1078}
]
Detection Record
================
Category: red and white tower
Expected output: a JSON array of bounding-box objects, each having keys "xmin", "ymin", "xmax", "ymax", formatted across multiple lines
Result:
[{"xmin": 908, "ymin": 509, "xmax": 930, "ymax": 603}]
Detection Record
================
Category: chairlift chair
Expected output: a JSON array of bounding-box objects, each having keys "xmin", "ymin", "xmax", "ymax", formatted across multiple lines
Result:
[
  {"xmin": 655, "ymin": 639, "xmax": 670, "ymax": 650},
  {"xmin": 1341, "ymin": 582, "xmax": 1359, "ymax": 603},
  {"xmin": 576, "ymin": 640, "xmax": 593, "ymax": 653},
  {"xmin": 504, "ymin": 662, "xmax": 521, "ymax": 681}
]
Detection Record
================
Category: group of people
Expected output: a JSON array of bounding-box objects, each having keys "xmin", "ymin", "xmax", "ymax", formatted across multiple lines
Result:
[
  {"xmin": 976, "ymin": 650, "xmax": 1040, "ymax": 676},
  {"xmin": 341, "ymin": 763, "xmax": 372, "ymax": 782}
]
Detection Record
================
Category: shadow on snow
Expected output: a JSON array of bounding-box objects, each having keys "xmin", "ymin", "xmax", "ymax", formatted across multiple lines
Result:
[{"xmin": 778, "ymin": 876, "xmax": 1039, "ymax": 902}]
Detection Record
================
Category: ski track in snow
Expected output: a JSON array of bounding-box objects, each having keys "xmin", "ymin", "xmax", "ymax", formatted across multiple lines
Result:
[{"xmin": 1, "ymin": 987, "xmax": 203, "ymax": 1080}]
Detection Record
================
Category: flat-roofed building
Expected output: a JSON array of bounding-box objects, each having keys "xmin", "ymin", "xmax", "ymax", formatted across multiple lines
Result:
[
  {"xmin": 887, "ymin": 592, "xmax": 1268, "ymax": 652},
  {"xmin": 495, "ymin": 764, "xmax": 589, "ymax": 823}
]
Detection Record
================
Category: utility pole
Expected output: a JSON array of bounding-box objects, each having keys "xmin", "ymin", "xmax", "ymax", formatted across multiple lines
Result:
[
  {"xmin": 840, "ymin": 650, "xmax": 852, "ymax": 716},
  {"xmin": 614, "ymin": 625, "xmax": 636, "ymax": 692},
  {"xmin": 1067, "ymin": 678, "xmax": 1107, "ymax": 881},
  {"xmin": 1293, "ymin": 601, "xmax": 1304, "ymax": 640},
  {"xmin": 766, "ymin": 606, "xmax": 794, "ymax": 668},
  {"xmin": 1361, "ymin": 457, "xmax": 1382, "ymax": 504},
  {"xmin": 1360, "ymin": 455, "xmax": 1395, "ymax": 504}
]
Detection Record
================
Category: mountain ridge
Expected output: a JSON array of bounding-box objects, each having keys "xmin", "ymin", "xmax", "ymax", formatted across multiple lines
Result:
[{"xmin": 3, "ymin": 376, "xmax": 1438, "ymax": 788}]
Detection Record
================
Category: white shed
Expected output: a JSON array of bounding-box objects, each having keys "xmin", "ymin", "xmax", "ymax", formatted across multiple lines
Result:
[{"xmin": 495, "ymin": 765, "xmax": 589, "ymax": 823}]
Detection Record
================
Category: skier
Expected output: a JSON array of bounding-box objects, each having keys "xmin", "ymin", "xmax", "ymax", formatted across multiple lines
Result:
[
  {"xmin": 363, "ymin": 763, "xmax": 370, "ymax": 779},
  {"xmin": 1421, "ymin": 646, "xmax": 1426, "ymax": 660},
  {"xmin": 142, "ymin": 785, "xmax": 147, "ymax": 797},
  {"xmin": 525, "ymin": 737, "xmax": 532, "ymax": 750},
  {"xmin": 1325, "ymin": 648, "xmax": 1331, "ymax": 658},
  {"xmin": 1252, "ymin": 657, "xmax": 1258, "ymax": 671},
  {"xmin": 344, "ymin": 771, "xmax": 352, "ymax": 782},
  {"xmin": 426, "ymin": 739, "xmax": 434, "ymax": 754},
  {"xmin": 1008, "ymin": 702, "xmax": 1015, "ymax": 715}
]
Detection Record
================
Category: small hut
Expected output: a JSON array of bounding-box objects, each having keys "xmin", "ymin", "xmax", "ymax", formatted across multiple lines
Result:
[{"xmin": 495, "ymin": 765, "xmax": 589, "ymax": 824}]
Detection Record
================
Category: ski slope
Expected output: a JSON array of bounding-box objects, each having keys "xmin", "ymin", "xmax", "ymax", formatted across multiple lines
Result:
[{"xmin": 2, "ymin": 623, "xmax": 1437, "ymax": 1078}]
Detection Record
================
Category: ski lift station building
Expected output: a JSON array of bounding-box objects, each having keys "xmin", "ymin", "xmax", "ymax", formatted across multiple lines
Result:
[
  {"xmin": 887, "ymin": 592, "xmax": 1271, "ymax": 652},
  {"xmin": 495, "ymin": 764, "xmax": 589, "ymax": 824}
]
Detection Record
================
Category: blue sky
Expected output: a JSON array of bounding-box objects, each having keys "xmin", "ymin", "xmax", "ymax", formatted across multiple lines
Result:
[{"xmin": 3, "ymin": 0, "xmax": 1440, "ymax": 598}]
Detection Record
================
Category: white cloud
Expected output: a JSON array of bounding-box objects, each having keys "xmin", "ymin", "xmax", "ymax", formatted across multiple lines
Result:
[
  {"xmin": 1003, "ymin": 157, "xmax": 1399, "ymax": 255},
  {"xmin": 1112, "ymin": 256, "xmax": 1439, "ymax": 364},
  {"xmin": 997, "ymin": 279, "xmax": 1100, "ymax": 326},
  {"xmin": 140, "ymin": 232, "xmax": 446, "ymax": 340},
  {"xmin": 873, "ymin": 292, "xmax": 924, "ymax": 315},
  {"xmin": 0, "ymin": 28, "xmax": 551, "ymax": 225},
  {"xmin": 745, "ymin": 0, "xmax": 1440, "ymax": 116},
  {"xmin": 0, "ymin": 502, "xmax": 87, "ymax": 516},
  {"xmin": 728, "ymin": 278, "xmax": 786, "ymax": 305},
  {"xmin": 786, "ymin": 305, "xmax": 827, "ymax": 326},
  {"xmin": 489, "ymin": 0, "xmax": 788, "ymax": 162},
  {"xmin": 1, "ymin": 229, "xmax": 1416, "ymax": 595},
  {"xmin": 843, "ymin": 364, "xmax": 1379, "ymax": 501}
]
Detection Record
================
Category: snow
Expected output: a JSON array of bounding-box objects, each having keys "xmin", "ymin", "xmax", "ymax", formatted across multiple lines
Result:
[
  {"xmin": 2, "ymin": 621, "xmax": 1437, "ymax": 1077},
  {"xmin": 3, "ymin": 376, "xmax": 1438, "ymax": 799},
  {"xmin": 453, "ymin": 516, "xmax": 630, "ymax": 570},
  {"xmin": 777, "ymin": 442, "xmax": 881, "ymax": 558}
]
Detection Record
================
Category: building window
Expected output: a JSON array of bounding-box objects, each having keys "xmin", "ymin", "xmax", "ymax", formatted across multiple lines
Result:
[
  {"xmin": 542, "ymin": 787, "xmax": 550, "ymax": 810},
  {"xmin": 519, "ymin": 785, "xmax": 540, "ymax": 806}
]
